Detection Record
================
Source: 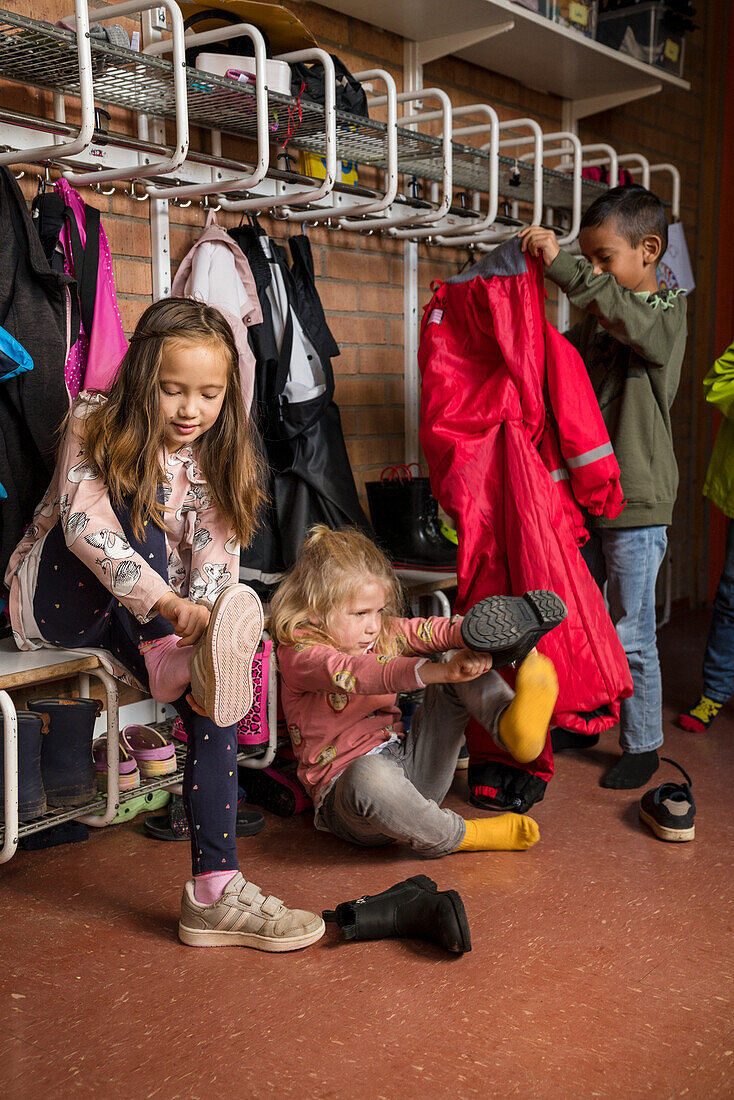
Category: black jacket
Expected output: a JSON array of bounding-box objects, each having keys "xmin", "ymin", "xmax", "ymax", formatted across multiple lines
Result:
[{"xmin": 0, "ymin": 168, "xmax": 76, "ymax": 581}]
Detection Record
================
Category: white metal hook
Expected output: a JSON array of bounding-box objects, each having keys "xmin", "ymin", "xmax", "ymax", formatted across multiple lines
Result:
[
  {"xmin": 126, "ymin": 180, "xmax": 149, "ymax": 201},
  {"xmin": 13, "ymin": 170, "xmax": 24, "ymax": 181},
  {"xmin": 91, "ymin": 177, "xmax": 116, "ymax": 196},
  {"xmin": 172, "ymin": 196, "xmax": 192, "ymax": 208}
]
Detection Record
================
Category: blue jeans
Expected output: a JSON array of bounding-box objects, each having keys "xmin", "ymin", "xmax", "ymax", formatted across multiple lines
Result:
[
  {"xmin": 582, "ymin": 526, "xmax": 668, "ymax": 754},
  {"xmin": 702, "ymin": 519, "xmax": 734, "ymax": 703}
]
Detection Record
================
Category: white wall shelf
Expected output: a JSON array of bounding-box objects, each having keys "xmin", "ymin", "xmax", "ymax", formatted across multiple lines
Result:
[{"xmin": 319, "ymin": 0, "xmax": 690, "ymax": 119}]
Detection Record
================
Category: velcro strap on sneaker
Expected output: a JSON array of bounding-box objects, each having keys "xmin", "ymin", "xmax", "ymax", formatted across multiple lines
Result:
[
  {"xmin": 260, "ymin": 894, "xmax": 283, "ymax": 917},
  {"xmin": 239, "ymin": 881, "xmax": 261, "ymax": 905}
]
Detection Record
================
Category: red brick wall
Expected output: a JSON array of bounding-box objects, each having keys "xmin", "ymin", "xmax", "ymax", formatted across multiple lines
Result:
[{"xmin": 1, "ymin": 0, "xmax": 723, "ymax": 603}]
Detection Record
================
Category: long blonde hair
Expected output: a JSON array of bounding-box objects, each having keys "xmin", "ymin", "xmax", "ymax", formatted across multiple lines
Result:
[
  {"xmin": 79, "ymin": 297, "xmax": 266, "ymax": 543},
  {"xmin": 269, "ymin": 525, "xmax": 406, "ymax": 653}
]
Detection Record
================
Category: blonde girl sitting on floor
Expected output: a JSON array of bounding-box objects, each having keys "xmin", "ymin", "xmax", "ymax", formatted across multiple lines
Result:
[{"xmin": 269, "ymin": 525, "xmax": 560, "ymax": 858}]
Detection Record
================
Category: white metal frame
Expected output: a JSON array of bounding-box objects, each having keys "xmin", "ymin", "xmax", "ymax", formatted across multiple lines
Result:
[
  {"xmin": 218, "ymin": 48, "xmax": 337, "ymax": 213},
  {"xmin": 61, "ymin": 0, "xmax": 190, "ymax": 186},
  {"xmin": 0, "ymin": 661, "xmax": 120, "ymax": 865}
]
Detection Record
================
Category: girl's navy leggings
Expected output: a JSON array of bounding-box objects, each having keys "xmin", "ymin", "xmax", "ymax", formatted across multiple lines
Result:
[{"xmin": 33, "ymin": 504, "xmax": 239, "ymax": 876}]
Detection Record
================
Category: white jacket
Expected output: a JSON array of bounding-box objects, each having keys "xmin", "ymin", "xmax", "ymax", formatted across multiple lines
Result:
[{"xmin": 172, "ymin": 210, "xmax": 262, "ymax": 413}]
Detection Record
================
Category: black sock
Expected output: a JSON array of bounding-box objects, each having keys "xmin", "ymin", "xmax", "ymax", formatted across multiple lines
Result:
[
  {"xmin": 551, "ymin": 728, "xmax": 600, "ymax": 753},
  {"xmin": 600, "ymin": 750, "xmax": 659, "ymax": 790}
]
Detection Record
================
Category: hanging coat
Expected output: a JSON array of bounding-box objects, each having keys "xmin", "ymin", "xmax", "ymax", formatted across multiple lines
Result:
[
  {"xmin": 54, "ymin": 179, "xmax": 128, "ymax": 396},
  {"xmin": 418, "ymin": 238, "xmax": 633, "ymax": 782},
  {"xmin": 230, "ymin": 226, "xmax": 372, "ymax": 594},
  {"xmin": 171, "ymin": 208, "xmax": 262, "ymax": 414},
  {"xmin": 0, "ymin": 168, "xmax": 74, "ymax": 583}
]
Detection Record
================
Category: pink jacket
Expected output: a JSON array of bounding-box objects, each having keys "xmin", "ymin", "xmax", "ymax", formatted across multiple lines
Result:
[
  {"xmin": 55, "ymin": 179, "xmax": 128, "ymax": 397},
  {"xmin": 172, "ymin": 210, "xmax": 263, "ymax": 415},
  {"xmin": 278, "ymin": 616, "xmax": 464, "ymax": 800}
]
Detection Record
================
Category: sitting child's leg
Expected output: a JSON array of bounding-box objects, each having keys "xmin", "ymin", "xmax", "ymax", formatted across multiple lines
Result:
[
  {"xmin": 496, "ymin": 652, "xmax": 559, "ymax": 763},
  {"xmin": 432, "ymin": 652, "xmax": 558, "ymax": 766},
  {"xmin": 320, "ymin": 749, "xmax": 539, "ymax": 857}
]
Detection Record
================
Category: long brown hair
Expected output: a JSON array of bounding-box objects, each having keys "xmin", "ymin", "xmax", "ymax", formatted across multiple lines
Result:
[
  {"xmin": 269, "ymin": 525, "xmax": 406, "ymax": 653},
  {"xmin": 79, "ymin": 297, "xmax": 265, "ymax": 543}
]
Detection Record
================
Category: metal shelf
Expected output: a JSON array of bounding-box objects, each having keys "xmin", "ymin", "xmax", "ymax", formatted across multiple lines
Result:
[
  {"xmin": 0, "ymin": 9, "xmax": 604, "ymax": 211},
  {"xmin": 0, "ymin": 738, "xmax": 263, "ymax": 845},
  {"xmin": 317, "ymin": 0, "xmax": 690, "ymax": 119}
]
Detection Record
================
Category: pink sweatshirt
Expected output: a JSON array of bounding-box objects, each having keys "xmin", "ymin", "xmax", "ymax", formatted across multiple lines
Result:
[
  {"xmin": 278, "ymin": 615, "xmax": 464, "ymax": 801},
  {"xmin": 6, "ymin": 392, "xmax": 239, "ymax": 649}
]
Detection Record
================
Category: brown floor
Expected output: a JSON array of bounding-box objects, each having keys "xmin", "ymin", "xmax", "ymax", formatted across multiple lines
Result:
[{"xmin": 2, "ymin": 610, "xmax": 733, "ymax": 1099}]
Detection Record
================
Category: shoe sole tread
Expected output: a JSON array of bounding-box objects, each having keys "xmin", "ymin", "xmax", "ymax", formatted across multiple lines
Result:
[
  {"xmin": 461, "ymin": 591, "xmax": 567, "ymax": 666},
  {"xmin": 208, "ymin": 586, "xmax": 264, "ymax": 727}
]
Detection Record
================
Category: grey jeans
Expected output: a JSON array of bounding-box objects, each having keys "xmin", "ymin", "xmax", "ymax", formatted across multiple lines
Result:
[{"xmin": 316, "ymin": 668, "xmax": 514, "ymax": 857}]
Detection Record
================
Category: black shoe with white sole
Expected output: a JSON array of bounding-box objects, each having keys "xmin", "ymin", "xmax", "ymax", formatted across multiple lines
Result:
[
  {"xmin": 639, "ymin": 759, "xmax": 695, "ymax": 842},
  {"xmin": 461, "ymin": 590, "xmax": 568, "ymax": 667}
]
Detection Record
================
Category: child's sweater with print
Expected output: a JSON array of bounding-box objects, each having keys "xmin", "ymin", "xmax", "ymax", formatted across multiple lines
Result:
[{"xmin": 278, "ymin": 615, "xmax": 464, "ymax": 802}]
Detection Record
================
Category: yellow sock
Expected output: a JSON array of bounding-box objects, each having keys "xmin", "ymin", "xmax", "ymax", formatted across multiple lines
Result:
[
  {"xmin": 455, "ymin": 814, "xmax": 539, "ymax": 852},
  {"xmin": 498, "ymin": 651, "xmax": 558, "ymax": 764}
]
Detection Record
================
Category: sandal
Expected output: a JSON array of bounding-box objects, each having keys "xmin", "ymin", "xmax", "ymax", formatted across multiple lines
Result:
[{"xmin": 122, "ymin": 724, "xmax": 177, "ymax": 778}]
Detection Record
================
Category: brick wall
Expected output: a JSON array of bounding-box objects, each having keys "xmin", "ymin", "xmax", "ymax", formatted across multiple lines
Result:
[{"xmin": 2, "ymin": 0, "xmax": 724, "ymax": 604}]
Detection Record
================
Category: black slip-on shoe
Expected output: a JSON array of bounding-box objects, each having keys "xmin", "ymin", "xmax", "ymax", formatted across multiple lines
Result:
[
  {"xmin": 460, "ymin": 590, "xmax": 567, "ymax": 667},
  {"xmin": 639, "ymin": 759, "xmax": 695, "ymax": 842}
]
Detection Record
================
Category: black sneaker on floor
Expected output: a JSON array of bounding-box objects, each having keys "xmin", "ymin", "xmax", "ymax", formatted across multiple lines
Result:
[
  {"xmin": 461, "ymin": 590, "xmax": 567, "ymax": 667},
  {"xmin": 639, "ymin": 759, "xmax": 695, "ymax": 842}
]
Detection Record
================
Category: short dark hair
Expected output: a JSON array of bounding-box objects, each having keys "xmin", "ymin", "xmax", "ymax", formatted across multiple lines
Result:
[{"xmin": 580, "ymin": 184, "xmax": 668, "ymax": 256}]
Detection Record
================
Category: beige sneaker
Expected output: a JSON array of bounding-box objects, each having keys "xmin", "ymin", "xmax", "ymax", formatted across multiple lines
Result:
[
  {"xmin": 178, "ymin": 873, "xmax": 326, "ymax": 952},
  {"xmin": 190, "ymin": 584, "xmax": 264, "ymax": 727}
]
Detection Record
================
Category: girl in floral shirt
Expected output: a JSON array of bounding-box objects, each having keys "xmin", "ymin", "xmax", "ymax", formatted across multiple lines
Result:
[{"xmin": 6, "ymin": 298, "xmax": 323, "ymax": 953}]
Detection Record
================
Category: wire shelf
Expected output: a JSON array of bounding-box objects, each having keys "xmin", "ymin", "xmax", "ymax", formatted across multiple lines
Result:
[
  {"xmin": 0, "ymin": 737, "xmax": 265, "ymax": 843},
  {"xmin": 0, "ymin": 8, "xmax": 607, "ymax": 211}
]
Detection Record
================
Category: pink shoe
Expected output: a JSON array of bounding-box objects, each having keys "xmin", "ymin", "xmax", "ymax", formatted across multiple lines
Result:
[
  {"xmin": 93, "ymin": 737, "xmax": 140, "ymax": 792},
  {"xmin": 122, "ymin": 724, "xmax": 177, "ymax": 778}
]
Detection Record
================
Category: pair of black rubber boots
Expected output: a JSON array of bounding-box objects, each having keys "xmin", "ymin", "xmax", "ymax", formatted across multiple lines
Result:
[
  {"xmin": 325, "ymin": 874, "xmax": 472, "ymax": 954},
  {"xmin": 0, "ymin": 697, "xmax": 100, "ymax": 820}
]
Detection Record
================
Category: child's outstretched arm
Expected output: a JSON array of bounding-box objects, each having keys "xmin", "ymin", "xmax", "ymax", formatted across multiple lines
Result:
[{"xmin": 416, "ymin": 649, "xmax": 494, "ymax": 685}]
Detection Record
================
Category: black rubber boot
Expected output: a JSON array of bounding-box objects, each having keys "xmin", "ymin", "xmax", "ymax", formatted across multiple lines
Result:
[
  {"xmin": 0, "ymin": 710, "xmax": 47, "ymax": 820},
  {"xmin": 27, "ymin": 697, "xmax": 100, "ymax": 808},
  {"xmin": 323, "ymin": 875, "xmax": 471, "ymax": 953},
  {"xmin": 461, "ymin": 590, "xmax": 567, "ymax": 667},
  {"xmin": 366, "ymin": 477, "xmax": 457, "ymax": 570}
]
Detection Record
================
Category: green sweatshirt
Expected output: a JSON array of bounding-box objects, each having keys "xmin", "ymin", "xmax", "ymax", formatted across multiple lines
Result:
[{"xmin": 547, "ymin": 249, "xmax": 687, "ymax": 528}]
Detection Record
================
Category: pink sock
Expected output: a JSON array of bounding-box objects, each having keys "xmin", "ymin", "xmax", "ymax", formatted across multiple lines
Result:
[
  {"xmin": 194, "ymin": 870, "xmax": 238, "ymax": 905},
  {"xmin": 141, "ymin": 635, "xmax": 191, "ymax": 703}
]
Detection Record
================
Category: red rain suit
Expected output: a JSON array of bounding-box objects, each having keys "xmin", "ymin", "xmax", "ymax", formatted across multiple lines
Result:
[{"xmin": 418, "ymin": 240, "xmax": 632, "ymax": 782}]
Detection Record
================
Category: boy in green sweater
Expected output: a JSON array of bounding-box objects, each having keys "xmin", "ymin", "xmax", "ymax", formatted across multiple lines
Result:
[{"xmin": 519, "ymin": 185, "xmax": 687, "ymax": 789}]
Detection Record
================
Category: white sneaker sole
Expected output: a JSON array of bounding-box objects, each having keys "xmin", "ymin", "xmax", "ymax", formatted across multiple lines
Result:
[
  {"xmin": 639, "ymin": 806, "xmax": 695, "ymax": 842},
  {"xmin": 207, "ymin": 585, "xmax": 264, "ymax": 728},
  {"xmin": 178, "ymin": 917, "xmax": 326, "ymax": 952}
]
